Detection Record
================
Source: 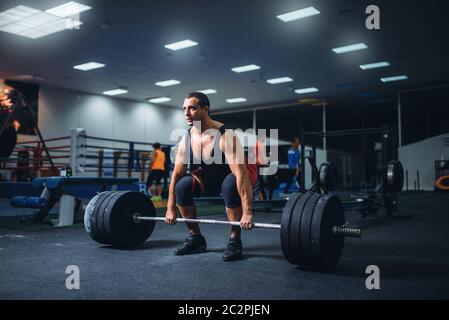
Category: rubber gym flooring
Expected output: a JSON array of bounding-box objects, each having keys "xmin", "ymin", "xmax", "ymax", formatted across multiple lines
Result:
[{"xmin": 0, "ymin": 192, "xmax": 448, "ymax": 300}]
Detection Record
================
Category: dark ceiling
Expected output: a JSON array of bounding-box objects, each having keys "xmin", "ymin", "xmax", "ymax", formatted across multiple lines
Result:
[{"xmin": 0, "ymin": 0, "xmax": 448, "ymax": 111}]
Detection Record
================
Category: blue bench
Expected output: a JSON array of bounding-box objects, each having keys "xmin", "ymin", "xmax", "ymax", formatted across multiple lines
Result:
[{"xmin": 10, "ymin": 177, "xmax": 143, "ymax": 225}]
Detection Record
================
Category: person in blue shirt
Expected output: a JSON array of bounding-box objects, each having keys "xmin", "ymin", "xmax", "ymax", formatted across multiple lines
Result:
[{"xmin": 284, "ymin": 137, "xmax": 301, "ymax": 193}]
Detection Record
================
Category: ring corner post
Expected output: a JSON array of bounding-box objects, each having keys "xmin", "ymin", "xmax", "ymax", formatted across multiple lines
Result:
[{"xmin": 70, "ymin": 127, "xmax": 86, "ymax": 177}]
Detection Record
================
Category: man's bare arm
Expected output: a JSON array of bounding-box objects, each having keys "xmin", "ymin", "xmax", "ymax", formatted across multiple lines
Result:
[
  {"xmin": 165, "ymin": 136, "xmax": 188, "ymax": 223},
  {"xmin": 221, "ymin": 131, "xmax": 254, "ymax": 229}
]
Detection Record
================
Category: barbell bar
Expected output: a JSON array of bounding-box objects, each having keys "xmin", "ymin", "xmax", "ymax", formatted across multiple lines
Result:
[
  {"xmin": 133, "ymin": 215, "xmax": 361, "ymax": 238},
  {"xmin": 133, "ymin": 214, "xmax": 281, "ymax": 229}
]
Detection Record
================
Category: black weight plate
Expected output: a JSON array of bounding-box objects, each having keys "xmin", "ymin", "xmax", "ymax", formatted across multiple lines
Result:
[
  {"xmin": 280, "ymin": 193, "xmax": 304, "ymax": 264},
  {"xmin": 310, "ymin": 194, "xmax": 345, "ymax": 271},
  {"xmin": 84, "ymin": 191, "xmax": 113, "ymax": 244},
  {"xmin": 297, "ymin": 193, "xmax": 322, "ymax": 267},
  {"xmin": 98, "ymin": 191, "xmax": 128, "ymax": 240},
  {"xmin": 319, "ymin": 162, "xmax": 337, "ymax": 191},
  {"xmin": 92, "ymin": 191, "xmax": 116, "ymax": 244},
  {"xmin": 84, "ymin": 192, "xmax": 102, "ymax": 236},
  {"xmin": 289, "ymin": 192, "xmax": 319, "ymax": 265},
  {"xmin": 105, "ymin": 191, "xmax": 156, "ymax": 248},
  {"xmin": 386, "ymin": 160, "xmax": 404, "ymax": 193}
]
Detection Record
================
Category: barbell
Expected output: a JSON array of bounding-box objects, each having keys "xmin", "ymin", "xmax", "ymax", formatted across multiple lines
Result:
[
  {"xmin": 85, "ymin": 190, "xmax": 361, "ymax": 271},
  {"xmin": 320, "ymin": 160, "xmax": 403, "ymax": 193}
]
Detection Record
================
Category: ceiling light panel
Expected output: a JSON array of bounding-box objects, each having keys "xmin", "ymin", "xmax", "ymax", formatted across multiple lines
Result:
[
  {"xmin": 103, "ymin": 89, "xmax": 128, "ymax": 96},
  {"xmin": 73, "ymin": 62, "xmax": 105, "ymax": 71},
  {"xmin": 226, "ymin": 98, "xmax": 247, "ymax": 103},
  {"xmin": 381, "ymin": 75, "xmax": 408, "ymax": 82},
  {"xmin": 277, "ymin": 7, "xmax": 320, "ymax": 22},
  {"xmin": 149, "ymin": 97, "xmax": 171, "ymax": 103},
  {"xmin": 164, "ymin": 39, "xmax": 198, "ymax": 51},
  {"xmin": 266, "ymin": 77, "xmax": 293, "ymax": 84},
  {"xmin": 231, "ymin": 65, "xmax": 260, "ymax": 73},
  {"xmin": 295, "ymin": 87, "xmax": 319, "ymax": 95},
  {"xmin": 332, "ymin": 43, "xmax": 368, "ymax": 54},
  {"xmin": 198, "ymin": 89, "xmax": 217, "ymax": 94},
  {"xmin": 45, "ymin": 1, "xmax": 92, "ymax": 18},
  {"xmin": 0, "ymin": 5, "xmax": 40, "ymax": 27}
]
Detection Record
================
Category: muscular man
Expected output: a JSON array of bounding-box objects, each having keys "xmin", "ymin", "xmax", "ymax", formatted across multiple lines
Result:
[
  {"xmin": 165, "ymin": 92, "xmax": 258, "ymax": 261},
  {"xmin": 251, "ymin": 133, "xmax": 270, "ymax": 200}
]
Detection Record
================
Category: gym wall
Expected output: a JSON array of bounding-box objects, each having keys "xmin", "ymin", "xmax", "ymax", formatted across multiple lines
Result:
[
  {"xmin": 398, "ymin": 133, "xmax": 449, "ymax": 191},
  {"xmin": 37, "ymin": 85, "xmax": 185, "ymax": 145}
]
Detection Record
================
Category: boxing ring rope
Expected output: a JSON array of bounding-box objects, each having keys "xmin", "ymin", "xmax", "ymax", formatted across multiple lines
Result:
[
  {"xmin": 74, "ymin": 132, "xmax": 172, "ymax": 181},
  {"xmin": 0, "ymin": 127, "xmax": 172, "ymax": 183},
  {"xmin": 0, "ymin": 132, "xmax": 72, "ymax": 180}
]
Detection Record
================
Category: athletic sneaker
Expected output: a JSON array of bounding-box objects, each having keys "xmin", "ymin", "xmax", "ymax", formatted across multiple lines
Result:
[
  {"xmin": 223, "ymin": 238, "xmax": 243, "ymax": 261},
  {"xmin": 174, "ymin": 234, "xmax": 207, "ymax": 255}
]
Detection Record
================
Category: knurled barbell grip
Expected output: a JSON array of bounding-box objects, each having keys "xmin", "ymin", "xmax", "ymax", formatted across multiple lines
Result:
[{"xmin": 332, "ymin": 226, "xmax": 362, "ymax": 238}]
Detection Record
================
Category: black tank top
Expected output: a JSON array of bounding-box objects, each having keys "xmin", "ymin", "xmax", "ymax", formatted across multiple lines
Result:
[{"xmin": 185, "ymin": 125, "xmax": 231, "ymax": 187}]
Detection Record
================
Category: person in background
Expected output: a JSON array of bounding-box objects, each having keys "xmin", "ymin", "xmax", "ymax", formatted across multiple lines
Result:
[
  {"xmin": 284, "ymin": 137, "xmax": 301, "ymax": 194},
  {"xmin": 146, "ymin": 142, "xmax": 166, "ymax": 201}
]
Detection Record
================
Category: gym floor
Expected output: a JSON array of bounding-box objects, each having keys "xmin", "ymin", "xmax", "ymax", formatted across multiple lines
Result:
[{"xmin": 1, "ymin": 192, "xmax": 448, "ymax": 300}]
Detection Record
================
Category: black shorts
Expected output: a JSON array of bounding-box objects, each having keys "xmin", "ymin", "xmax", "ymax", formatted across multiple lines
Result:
[
  {"xmin": 175, "ymin": 173, "xmax": 242, "ymax": 208},
  {"xmin": 146, "ymin": 169, "xmax": 165, "ymax": 186}
]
